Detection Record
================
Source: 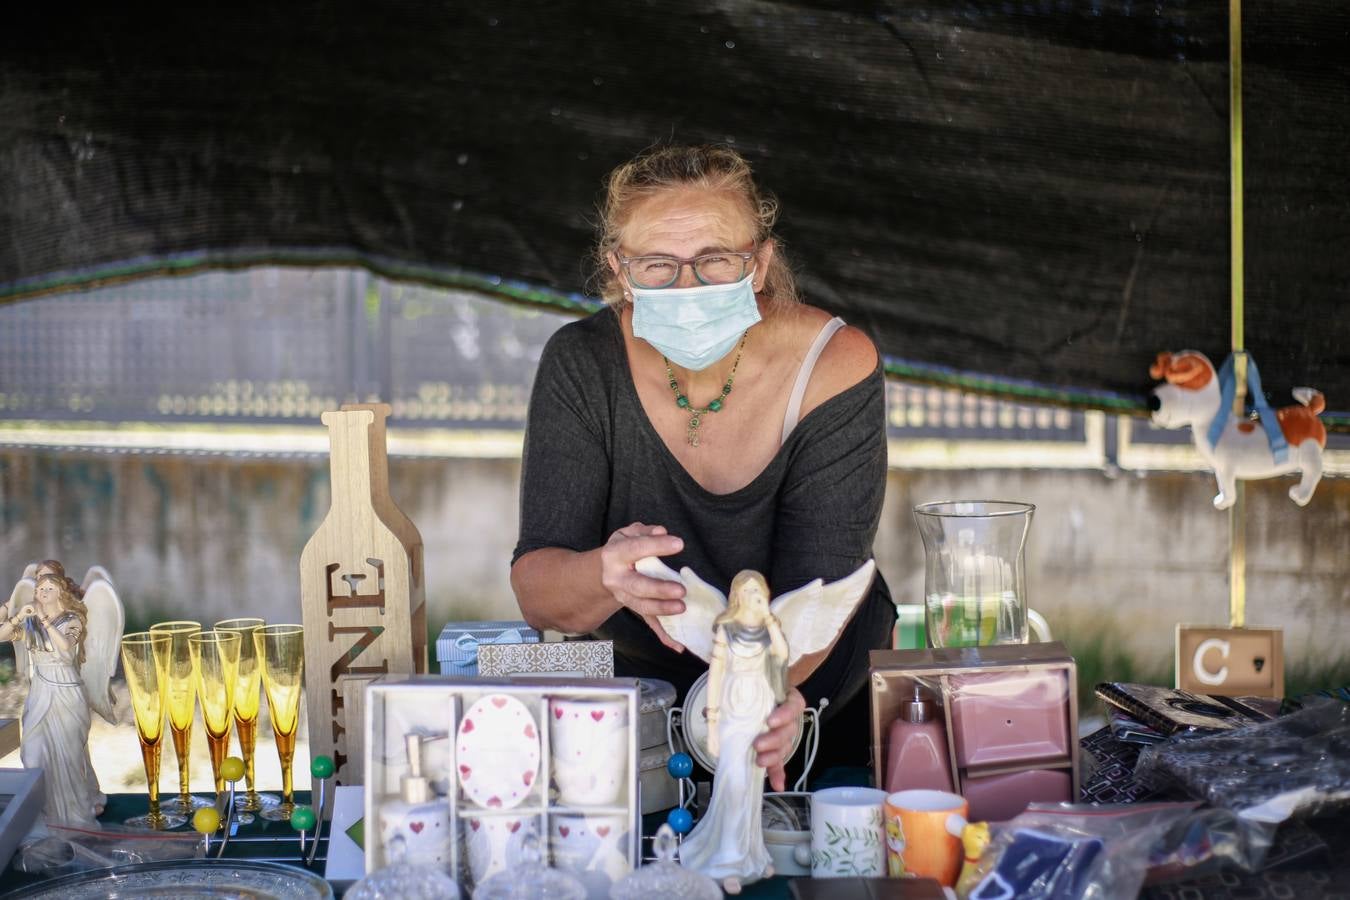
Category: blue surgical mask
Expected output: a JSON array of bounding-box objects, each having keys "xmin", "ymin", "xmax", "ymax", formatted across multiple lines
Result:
[{"xmin": 630, "ymin": 271, "xmax": 762, "ymax": 371}]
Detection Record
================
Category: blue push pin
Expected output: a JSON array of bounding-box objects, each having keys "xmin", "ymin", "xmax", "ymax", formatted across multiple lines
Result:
[
  {"xmin": 667, "ymin": 752, "xmax": 694, "ymax": 779},
  {"xmin": 667, "ymin": 806, "xmax": 693, "ymax": 834}
]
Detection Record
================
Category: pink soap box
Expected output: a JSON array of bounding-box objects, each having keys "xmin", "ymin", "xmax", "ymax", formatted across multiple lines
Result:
[{"xmin": 869, "ymin": 642, "xmax": 1080, "ymax": 815}]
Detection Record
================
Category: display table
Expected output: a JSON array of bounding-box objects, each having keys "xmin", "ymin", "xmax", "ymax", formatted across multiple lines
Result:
[
  {"xmin": 0, "ymin": 730, "xmax": 1347, "ymax": 898},
  {"xmin": 0, "ymin": 791, "xmax": 328, "ymax": 896}
]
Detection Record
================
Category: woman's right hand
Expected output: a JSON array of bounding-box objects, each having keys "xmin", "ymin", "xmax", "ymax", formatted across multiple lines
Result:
[
  {"xmin": 16, "ymin": 605, "xmax": 36, "ymax": 621},
  {"xmin": 601, "ymin": 523, "xmax": 687, "ymax": 653}
]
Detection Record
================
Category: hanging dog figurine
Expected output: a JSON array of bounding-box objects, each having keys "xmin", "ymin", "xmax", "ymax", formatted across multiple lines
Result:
[
  {"xmin": 1149, "ymin": 351, "xmax": 1326, "ymax": 509},
  {"xmin": 636, "ymin": 556, "xmax": 876, "ymax": 893}
]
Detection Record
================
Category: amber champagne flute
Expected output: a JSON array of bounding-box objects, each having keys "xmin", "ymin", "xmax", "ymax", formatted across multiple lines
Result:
[
  {"xmin": 120, "ymin": 631, "xmax": 188, "ymax": 829},
  {"xmin": 255, "ymin": 624, "xmax": 305, "ymax": 821},
  {"xmin": 150, "ymin": 620, "xmax": 212, "ymax": 814},
  {"xmin": 189, "ymin": 630, "xmax": 241, "ymax": 794},
  {"xmin": 216, "ymin": 617, "xmax": 280, "ymax": 820}
]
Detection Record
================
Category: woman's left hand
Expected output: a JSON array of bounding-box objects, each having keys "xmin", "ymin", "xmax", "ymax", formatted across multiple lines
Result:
[{"xmin": 755, "ymin": 688, "xmax": 806, "ymax": 792}]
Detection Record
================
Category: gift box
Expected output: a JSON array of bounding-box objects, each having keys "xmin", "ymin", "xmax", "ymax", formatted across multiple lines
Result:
[
  {"xmin": 435, "ymin": 620, "xmax": 541, "ymax": 676},
  {"xmin": 870, "ymin": 642, "xmax": 1080, "ymax": 822},
  {"xmin": 364, "ymin": 674, "xmax": 641, "ymax": 898}
]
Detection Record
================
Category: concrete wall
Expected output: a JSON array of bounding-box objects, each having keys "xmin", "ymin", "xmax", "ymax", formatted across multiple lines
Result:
[{"xmin": 2, "ymin": 449, "xmax": 1347, "ymax": 691}]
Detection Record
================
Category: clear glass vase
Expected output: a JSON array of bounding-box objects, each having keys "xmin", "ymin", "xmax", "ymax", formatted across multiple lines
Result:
[{"xmin": 914, "ymin": 500, "xmax": 1034, "ymax": 648}]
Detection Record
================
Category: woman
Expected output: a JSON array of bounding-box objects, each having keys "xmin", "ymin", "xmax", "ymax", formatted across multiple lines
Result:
[
  {"xmin": 0, "ymin": 573, "xmax": 102, "ymax": 827},
  {"xmin": 511, "ymin": 145, "xmax": 895, "ymax": 783},
  {"xmin": 678, "ymin": 571, "xmax": 787, "ymax": 892}
]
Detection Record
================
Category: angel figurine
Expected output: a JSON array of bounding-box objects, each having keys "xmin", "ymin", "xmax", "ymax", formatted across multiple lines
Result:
[
  {"xmin": 2, "ymin": 561, "xmax": 123, "ymax": 827},
  {"xmin": 637, "ymin": 557, "xmax": 877, "ymax": 893}
]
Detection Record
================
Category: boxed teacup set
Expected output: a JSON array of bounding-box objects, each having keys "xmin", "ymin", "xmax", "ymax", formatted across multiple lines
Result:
[{"xmin": 364, "ymin": 675, "xmax": 640, "ymax": 897}]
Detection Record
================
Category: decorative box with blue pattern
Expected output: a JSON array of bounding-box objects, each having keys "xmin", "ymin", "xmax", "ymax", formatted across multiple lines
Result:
[{"xmin": 435, "ymin": 619, "xmax": 540, "ymax": 675}]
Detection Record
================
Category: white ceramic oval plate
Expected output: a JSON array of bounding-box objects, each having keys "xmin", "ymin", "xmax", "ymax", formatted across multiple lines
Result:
[{"xmin": 456, "ymin": 693, "xmax": 541, "ymax": 809}]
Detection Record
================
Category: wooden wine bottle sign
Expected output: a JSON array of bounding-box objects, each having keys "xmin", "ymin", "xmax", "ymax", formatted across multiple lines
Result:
[
  {"xmin": 341, "ymin": 402, "xmax": 429, "ymax": 674},
  {"xmin": 301, "ymin": 407, "xmax": 426, "ymax": 784}
]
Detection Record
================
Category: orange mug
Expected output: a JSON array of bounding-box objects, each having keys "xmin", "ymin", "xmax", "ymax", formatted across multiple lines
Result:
[{"xmin": 883, "ymin": 789, "xmax": 969, "ymax": 886}]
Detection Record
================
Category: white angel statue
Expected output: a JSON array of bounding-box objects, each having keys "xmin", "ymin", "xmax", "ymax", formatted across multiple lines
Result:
[
  {"xmin": 3, "ymin": 561, "xmax": 124, "ymax": 827},
  {"xmin": 637, "ymin": 557, "xmax": 876, "ymax": 894}
]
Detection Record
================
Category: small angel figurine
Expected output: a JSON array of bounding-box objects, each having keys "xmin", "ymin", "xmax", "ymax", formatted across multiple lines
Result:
[
  {"xmin": 637, "ymin": 557, "xmax": 876, "ymax": 893},
  {"xmin": 2, "ymin": 561, "xmax": 123, "ymax": 827}
]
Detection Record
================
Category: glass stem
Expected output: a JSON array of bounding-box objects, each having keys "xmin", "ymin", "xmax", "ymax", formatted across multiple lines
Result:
[
  {"xmin": 141, "ymin": 735, "xmax": 162, "ymax": 813},
  {"xmin": 237, "ymin": 715, "xmax": 258, "ymax": 797},
  {"xmin": 171, "ymin": 722, "xmax": 192, "ymax": 801},
  {"xmin": 276, "ymin": 727, "xmax": 296, "ymax": 805},
  {"xmin": 207, "ymin": 732, "xmax": 228, "ymax": 794}
]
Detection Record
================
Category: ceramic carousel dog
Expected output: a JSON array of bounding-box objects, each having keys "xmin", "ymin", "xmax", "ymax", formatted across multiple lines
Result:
[{"xmin": 1148, "ymin": 351, "xmax": 1326, "ymax": 509}]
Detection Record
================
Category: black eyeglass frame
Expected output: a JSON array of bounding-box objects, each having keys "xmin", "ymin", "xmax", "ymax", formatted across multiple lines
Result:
[{"xmin": 615, "ymin": 247, "xmax": 758, "ymax": 290}]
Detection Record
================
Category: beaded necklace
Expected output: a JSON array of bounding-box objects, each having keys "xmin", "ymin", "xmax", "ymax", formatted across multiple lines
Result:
[{"xmin": 662, "ymin": 332, "xmax": 748, "ymax": 447}]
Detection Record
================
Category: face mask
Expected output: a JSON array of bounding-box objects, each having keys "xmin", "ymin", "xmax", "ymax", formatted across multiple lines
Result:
[{"xmin": 630, "ymin": 271, "xmax": 762, "ymax": 371}]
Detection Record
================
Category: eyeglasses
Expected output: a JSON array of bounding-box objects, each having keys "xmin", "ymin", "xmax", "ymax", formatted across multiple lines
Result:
[{"xmin": 617, "ymin": 248, "xmax": 756, "ymax": 290}]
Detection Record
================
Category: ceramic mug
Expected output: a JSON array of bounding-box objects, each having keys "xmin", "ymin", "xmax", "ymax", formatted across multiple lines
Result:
[
  {"xmin": 550, "ymin": 812, "xmax": 632, "ymax": 895},
  {"xmin": 549, "ymin": 696, "xmax": 628, "ymax": 806},
  {"xmin": 464, "ymin": 814, "xmax": 527, "ymax": 884},
  {"xmin": 809, "ymin": 786, "xmax": 888, "ymax": 878},
  {"xmin": 884, "ymin": 789, "xmax": 969, "ymax": 886}
]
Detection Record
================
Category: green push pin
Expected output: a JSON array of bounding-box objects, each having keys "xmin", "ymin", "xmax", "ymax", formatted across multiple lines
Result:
[
  {"xmin": 294, "ymin": 754, "xmax": 335, "ymax": 867},
  {"xmin": 290, "ymin": 805, "xmax": 318, "ymax": 832},
  {"xmin": 311, "ymin": 755, "xmax": 335, "ymax": 779}
]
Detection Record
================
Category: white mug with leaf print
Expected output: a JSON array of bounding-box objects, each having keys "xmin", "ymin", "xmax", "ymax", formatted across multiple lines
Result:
[{"xmin": 809, "ymin": 786, "xmax": 888, "ymax": 878}]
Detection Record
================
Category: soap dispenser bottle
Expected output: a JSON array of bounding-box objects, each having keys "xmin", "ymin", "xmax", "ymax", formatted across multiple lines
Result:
[
  {"xmin": 377, "ymin": 733, "xmax": 450, "ymax": 866},
  {"xmin": 884, "ymin": 684, "xmax": 954, "ymax": 793}
]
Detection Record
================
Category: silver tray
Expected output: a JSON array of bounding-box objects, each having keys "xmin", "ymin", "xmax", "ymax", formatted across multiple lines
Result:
[{"xmin": 0, "ymin": 859, "xmax": 334, "ymax": 900}]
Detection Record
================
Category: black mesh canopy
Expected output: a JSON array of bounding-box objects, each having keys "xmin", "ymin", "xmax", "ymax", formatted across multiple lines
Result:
[{"xmin": 2, "ymin": 1, "xmax": 1347, "ymax": 424}]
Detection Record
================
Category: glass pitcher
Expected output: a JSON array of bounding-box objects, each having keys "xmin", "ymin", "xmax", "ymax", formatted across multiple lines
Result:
[{"xmin": 913, "ymin": 500, "xmax": 1034, "ymax": 648}]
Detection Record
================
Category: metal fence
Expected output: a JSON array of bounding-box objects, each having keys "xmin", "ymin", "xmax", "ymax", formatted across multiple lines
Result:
[{"xmin": 0, "ymin": 267, "xmax": 1107, "ymax": 447}]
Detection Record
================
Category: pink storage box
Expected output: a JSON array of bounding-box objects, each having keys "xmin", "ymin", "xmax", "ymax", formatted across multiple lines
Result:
[
  {"xmin": 963, "ymin": 767, "xmax": 1073, "ymax": 822},
  {"xmin": 949, "ymin": 669, "xmax": 1070, "ymax": 768}
]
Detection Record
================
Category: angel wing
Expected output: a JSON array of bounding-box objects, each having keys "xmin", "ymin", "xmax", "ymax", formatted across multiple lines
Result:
[
  {"xmin": 770, "ymin": 559, "xmax": 877, "ymax": 670},
  {"xmin": 81, "ymin": 565, "xmax": 115, "ymax": 594},
  {"xmin": 7, "ymin": 577, "xmax": 35, "ymax": 679},
  {"xmin": 637, "ymin": 556, "xmax": 728, "ymax": 664},
  {"xmin": 21, "ymin": 563, "xmax": 37, "ymax": 580},
  {"xmin": 80, "ymin": 578, "xmax": 125, "ymax": 724}
]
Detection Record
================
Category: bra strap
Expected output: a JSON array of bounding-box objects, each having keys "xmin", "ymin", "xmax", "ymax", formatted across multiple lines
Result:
[{"xmin": 781, "ymin": 316, "xmax": 847, "ymax": 445}]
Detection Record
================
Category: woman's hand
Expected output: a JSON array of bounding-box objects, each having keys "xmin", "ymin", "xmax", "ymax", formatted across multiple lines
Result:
[
  {"xmin": 16, "ymin": 605, "xmax": 36, "ymax": 622},
  {"xmin": 756, "ymin": 688, "xmax": 806, "ymax": 792},
  {"xmin": 600, "ymin": 523, "xmax": 687, "ymax": 653}
]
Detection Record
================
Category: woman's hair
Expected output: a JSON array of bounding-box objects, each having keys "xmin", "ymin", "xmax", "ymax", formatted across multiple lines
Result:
[
  {"xmin": 591, "ymin": 145, "xmax": 800, "ymax": 308},
  {"xmin": 34, "ymin": 572, "xmax": 89, "ymax": 666},
  {"xmin": 714, "ymin": 569, "xmax": 771, "ymax": 628}
]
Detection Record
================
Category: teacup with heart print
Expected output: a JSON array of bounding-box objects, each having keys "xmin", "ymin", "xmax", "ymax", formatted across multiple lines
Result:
[
  {"xmin": 549, "ymin": 696, "xmax": 628, "ymax": 806},
  {"xmin": 464, "ymin": 814, "xmax": 530, "ymax": 884},
  {"xmin": 550, "ymin": 812, "xmax": 631, "ymax": 895}
]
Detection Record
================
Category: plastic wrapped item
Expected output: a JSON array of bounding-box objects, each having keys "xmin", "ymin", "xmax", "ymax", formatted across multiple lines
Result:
[
  {"xmin": 609, "ymin": 825, "xmax": 720, "ymax": 900},
  {"xmin": 344, "ymin": 862, "xmax": 460, "ymax": 899},
  {"xmin": 1134, "ymin": 698, "xmax": 1350, "ymax": 823},
  {"xmin": 963, "ymin": 801, "xmax": 1276, "ymax": 900},
  {"xmin": 14, "ymin": 823, "xmax": 204, "ymax": 875}
]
